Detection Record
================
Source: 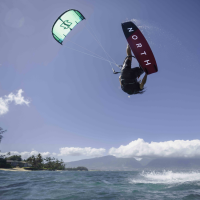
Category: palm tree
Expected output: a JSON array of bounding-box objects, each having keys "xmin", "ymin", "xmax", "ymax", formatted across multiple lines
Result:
[
  {"xmin": 0, "ymin": 127, "xmax": 6, "ymax": 143},
  {"xmin": 36, "ymin": 154, "xmax": 43, "ymax": 169}
]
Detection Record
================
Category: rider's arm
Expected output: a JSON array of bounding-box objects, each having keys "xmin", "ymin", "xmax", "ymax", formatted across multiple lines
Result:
[
  {"xmin": 126, "ymin": 44, "xmax": 132, "ymax": 61},
  {"xmin": 139, "ymin": 73, "xmax": 147, "ymax": 89},
  {"xmin": 119, "ymin": 75, "xmax": 122, "ymax": 86}
]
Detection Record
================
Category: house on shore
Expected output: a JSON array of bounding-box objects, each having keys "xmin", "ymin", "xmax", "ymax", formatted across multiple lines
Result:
[{"xmin": 6, "ymin": 160, "xmax": 31, "ymax": 167}]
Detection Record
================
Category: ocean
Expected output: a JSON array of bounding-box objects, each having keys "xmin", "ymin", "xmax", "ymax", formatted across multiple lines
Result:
[{"xmin": 0, "ymin": 170, "xmax": 200, "ymax": 200}]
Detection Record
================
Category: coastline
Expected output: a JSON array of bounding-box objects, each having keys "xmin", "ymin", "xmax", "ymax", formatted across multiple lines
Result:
[
  {"xmin": 0, "ymin": 168, "xmax": 82, "ymax": 172},
  {"xmin": 0, "ymin": 167, "xmax": 89, "ymax": 172},
  {"xmin": 0, "ymin": 167, "xmax": 29, "ymax": 171}
]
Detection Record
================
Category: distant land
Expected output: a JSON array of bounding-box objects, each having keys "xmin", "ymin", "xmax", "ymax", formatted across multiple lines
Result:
[
  {"xmin": 65, "ymin": 156, "xmax": 142, "ymax": 171},
  {"xmin": 146, "ymin": 157, "xmax": 200, "ymax": 169},
  {"xmin": 65, "ymin": 156, "xmax": 200, "ymax": 170}
]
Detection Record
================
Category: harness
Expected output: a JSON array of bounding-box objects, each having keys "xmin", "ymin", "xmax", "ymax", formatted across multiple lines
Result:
[{"xmin": 112, "ymin": 56, "xmax": 136, "ymax": 74}]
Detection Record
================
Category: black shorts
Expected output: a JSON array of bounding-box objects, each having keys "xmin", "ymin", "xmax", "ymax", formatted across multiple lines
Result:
[{"xmin": 121, "ymin": 57, "xmax": 144, "ymax": 80}]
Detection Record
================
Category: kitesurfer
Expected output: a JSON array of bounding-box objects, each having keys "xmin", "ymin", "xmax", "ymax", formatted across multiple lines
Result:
[{"xmin": 119, "ymin": 44, "xmax": 147, "ymax": 95}]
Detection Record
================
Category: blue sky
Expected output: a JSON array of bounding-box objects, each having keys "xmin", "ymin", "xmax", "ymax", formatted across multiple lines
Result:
[{"xmin": 0, "ymin": 0, "xmax": 200, "ymax": 162}]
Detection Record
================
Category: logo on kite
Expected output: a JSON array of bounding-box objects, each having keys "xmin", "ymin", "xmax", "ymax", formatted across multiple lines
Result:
[
  {"xmin": 52, "ymin": 9, "xmax": 85, "ymax": 44},
  {"xmin": 60, "ymin": 20, "xmax": 72, "ymax": 30},
  {"xmin": 122, "ymin": 21, "xmax": 158, "ymax": 75}
]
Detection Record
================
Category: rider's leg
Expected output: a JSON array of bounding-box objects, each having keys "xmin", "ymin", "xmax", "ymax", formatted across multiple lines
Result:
[{"xmin": 121, "ymin": 44, "xmax": 133, "ymax": 79}]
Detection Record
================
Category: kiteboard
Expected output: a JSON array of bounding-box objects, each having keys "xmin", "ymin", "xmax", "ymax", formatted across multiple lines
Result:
[{"xmin": 122, "ymin": 21, "xmax": 158, "ymax": 75}]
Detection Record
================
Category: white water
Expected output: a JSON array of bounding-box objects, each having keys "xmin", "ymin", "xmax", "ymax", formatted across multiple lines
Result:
[{"xmin": 130, "ymin": 170, "xmax": 200, "ymax": 184}]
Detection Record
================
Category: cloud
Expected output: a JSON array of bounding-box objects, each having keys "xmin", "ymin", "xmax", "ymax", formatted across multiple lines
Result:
[
  {"xmin": 0, "ymin": 150, "xmax": 53, "ymax": 160},
  {"xmin": 0, "ymin": 89, "xmax": 30, "ymax": 115},
  {"xmin": 109, "ymin": 138, "xmax": 200, "ymax": 158},
  {"xmin": 0, "ymin": 147, "xmax": 106, "ymax": 160},
  {"xmin": 58, "ymin": 147, "xmax": 106, "ymax": 157}
]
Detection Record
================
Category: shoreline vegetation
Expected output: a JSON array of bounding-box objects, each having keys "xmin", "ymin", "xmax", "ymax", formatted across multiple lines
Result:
[{"xmin": 0, "ymin": 154, "xmax": 88, "ymax": 172}]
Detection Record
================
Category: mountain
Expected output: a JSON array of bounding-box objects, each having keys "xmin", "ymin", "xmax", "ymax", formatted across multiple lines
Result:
[
  {"xmin": 145, "ymin": 158, "xmax": 200, "ymax": 169},
  {"xmin": 138, "ymin": 157, "xmax": 155, "ymax": 166},
  {"xmin": 65, "ymin": 155, "xmax": 142, "ymax": 170},
  {"xmin": 65, "ymin": 156, "xmax": 200, "ymax": 170}
]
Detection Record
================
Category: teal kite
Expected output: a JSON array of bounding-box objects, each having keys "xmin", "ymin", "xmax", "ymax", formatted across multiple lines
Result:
[{"xmin": 52, "ymin": 9, "xmax": 85, "ymax": 44}]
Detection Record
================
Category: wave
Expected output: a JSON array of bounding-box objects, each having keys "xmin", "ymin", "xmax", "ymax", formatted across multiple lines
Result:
[{"xmin": 130, "ymin": 170, "xmax": 200, "ymax": 184}]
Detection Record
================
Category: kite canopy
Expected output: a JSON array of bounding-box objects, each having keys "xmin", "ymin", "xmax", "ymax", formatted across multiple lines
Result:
[
  {"xmin": 122, "ymin": 21, "xmax": 158, "ymax": 75},
  {"xmin": 52, "ymin": 9, "xmax": 85, "ymax": 44}
]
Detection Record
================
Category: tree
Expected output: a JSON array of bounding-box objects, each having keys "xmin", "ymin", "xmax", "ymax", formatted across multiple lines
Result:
[
  {"xmin": 0, "ymin": 158, "xmax": 11, "ymax": 168},
  {"xmin": 25, "ymin": 154, "xmax": 44, "ymax": 169},
  {"xmin": 0, "ymin": 127, "xmax": 11, "ymax": 168},
  {"xmin": 0, "ymin": 127, "xmax": 7, "ymax": 159},
  {"xmin": 44, "ymin": 157, "xmax": 55, "ymax": 169},
  {"xmin": 25, "ymin": 154, "xmax": 65, "ymax": 170},
  {"xmin": 0, "ymin": 127, "xmax": 6, "ymax": 144},
  {"xmin": 36, "ymin": 154, "xmax": 43, "ymax": 169},
  {"xmin": 30, "ymin": 155, "xmax": 36, "ymax": 168},
  {"xmin": 6, "ymin": 155, "xmax": 22, "ymax": 161}
]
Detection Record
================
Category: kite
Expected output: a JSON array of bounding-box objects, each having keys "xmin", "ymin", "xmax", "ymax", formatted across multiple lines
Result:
[{"xmin": 52, "ymin": 9, "xmax": 85, "ymax": 45}]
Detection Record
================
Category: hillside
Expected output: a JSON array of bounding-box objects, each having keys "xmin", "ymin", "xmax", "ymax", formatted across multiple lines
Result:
[
  {"xmin": 145, "ymin": 158, "xmax": 200, "ymax": 169},
  {"xmin": 65, "ymin": 155, "xmax": 142, "ymax": 170}
]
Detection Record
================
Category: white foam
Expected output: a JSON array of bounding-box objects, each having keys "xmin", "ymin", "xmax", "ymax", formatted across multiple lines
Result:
[
  {"xmin": 102, "ymin": 180, "xmax": 111, "ymax": 184},
  {"xmin": 130, "ymin": 170, "xmax": 200, "ymax": 184}
]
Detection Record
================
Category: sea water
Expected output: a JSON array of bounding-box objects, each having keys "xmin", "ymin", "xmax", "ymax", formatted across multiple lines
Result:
[{"xmin": 0, "ymin": 170, "xmax": 200, "ymax": 200}]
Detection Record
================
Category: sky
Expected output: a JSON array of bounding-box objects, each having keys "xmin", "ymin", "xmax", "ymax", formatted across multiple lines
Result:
[{"xmin": 0, "ymin": 0, "xmax": 200, "ymax": 162}]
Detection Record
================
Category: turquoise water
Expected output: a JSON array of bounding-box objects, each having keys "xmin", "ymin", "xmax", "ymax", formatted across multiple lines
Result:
[{"xmin": 1, "ymin": 170, "xmax": 200, "ymax": 200}]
